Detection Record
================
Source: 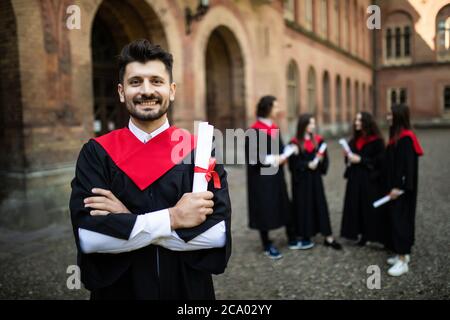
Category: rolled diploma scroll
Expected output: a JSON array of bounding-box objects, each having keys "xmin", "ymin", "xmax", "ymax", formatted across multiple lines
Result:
[
  {"xmin": 373, "ymin": 191, "xmax": 405, "ymax": 208},
  {"xmin": 282, "ymin": 144, "xmax": 299, "ymax": 158},
  {"xmin": 339, "ymin": 138, "xmax": 354, "ymax": 157},
  {"xmin": 192, "ymin": 122, "xmax": 214, "ymax": 193},
  {"xmin": 264, "ymin": 144, "xmax": 299, "ymax": 167},
  {"xmin": 311, "ymin": 142, "xmax": 327, "ymax": 166}
]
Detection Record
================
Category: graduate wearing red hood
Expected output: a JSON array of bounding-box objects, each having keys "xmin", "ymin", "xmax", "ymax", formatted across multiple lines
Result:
[
  {"xmin": 340, "ymin": 112, "xmax": 386, "ymax": 246},
  {"xmin": 384, "ymin": 104, "xmax": 424, "ymax": 277},
  {"xmin": 69, "ymin": 40, "xmax": 231, "ymax": 299},
  {"xmin": 288, "ymin": 114, "xmax": 342, "ymax": 250},
  {"xmin": 245, "ymin": 96, "xmax": 297, "ymax": 260}
]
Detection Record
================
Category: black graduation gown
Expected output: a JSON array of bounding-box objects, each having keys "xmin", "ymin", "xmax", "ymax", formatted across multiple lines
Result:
[
  {"xmin": 384, "ymin": 136, "xmax": 420, "ymax": 255},
  {"xmin": 245, "ymin": 129, "xmax": 290, "ymax": 231},
  {"xmin": 340, "ymin": 138, "xmax": 385, "ymax": 242},
  {"xmin": 288, "ymin": 139, "xmax": 332, "ymax": 239},
  {"xmin": 69, "ymin": 134, "xmax": 232, "ymax": 300}
]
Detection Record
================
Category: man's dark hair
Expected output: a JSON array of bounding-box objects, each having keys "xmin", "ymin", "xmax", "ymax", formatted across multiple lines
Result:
[
  {"xmin": 256, "ymin": 95, "xmax": 277, "ymax": 118},
  {"xmin": 118, "ymin": 39, "xmax": 173, "ymax": 83}
]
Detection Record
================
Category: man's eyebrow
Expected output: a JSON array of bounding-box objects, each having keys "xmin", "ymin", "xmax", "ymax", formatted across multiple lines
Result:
[{"xmin": 127, "ymin": 74, "xmax": 165, "ymax": 80}]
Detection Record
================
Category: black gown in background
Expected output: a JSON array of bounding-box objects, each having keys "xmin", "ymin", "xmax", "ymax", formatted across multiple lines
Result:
[
  {"xmin": 245, "ymin": 128, "xmax": 290, "ymax": 231},
  {"xmin": 288, "ymin": 136, "xmax": 332, "ymax": 239},
  {"xmin": 69, "ymin": 130, "xmax": 232, "ymax": 300},
  {"xmin": 340, "ymin": 137, "xmax": 385, "ymax": 243},
  {"xmin": 384, "ymin": 134, "xmax": 421, "ymax": 255}
]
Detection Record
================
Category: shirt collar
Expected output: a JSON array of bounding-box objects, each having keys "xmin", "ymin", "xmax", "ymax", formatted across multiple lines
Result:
[
  {"xmin": 128, "ymin": 118, "xmax": 170, "ymax": 143},
  {"xmin": 257, "ymin": 117, "xmax": 273, "ymax": 127}
]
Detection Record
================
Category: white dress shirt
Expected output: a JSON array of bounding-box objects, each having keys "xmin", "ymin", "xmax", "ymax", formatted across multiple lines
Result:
[{"xmin": 78, "ymin": 118, "xmax": 226, "ymax": 254}]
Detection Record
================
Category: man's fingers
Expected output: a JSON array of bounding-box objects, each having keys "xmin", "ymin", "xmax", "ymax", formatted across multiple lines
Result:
[
  {"xmin": 205, "ymin": 208, "xmax": 213, "ymax": 215},
  {"xmin": 84, "ymin": 196, "xmax": 109, "ymax": 204},
  {"xmin": 85, "ymin": 202, "xmax": 113, "ymax": 211},
  {"xmin": 91, "ymin": 188, "xmax": 116, "ymax": 200},
  {"xmin": 204, "ymin": 200, "xmax": 214, "ymax": 208},
  {"xmin": 200, "ymin": 191, "xmax": 214, "ymax": 200},
  {"xmin": 90, "ymin": 210, "xmax": 110, "ymax": 216}
]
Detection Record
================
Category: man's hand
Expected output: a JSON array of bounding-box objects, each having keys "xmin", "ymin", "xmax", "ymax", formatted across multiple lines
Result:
[
  {"xmin": 349, "ymin": 154, "xmax": 362, "ymax": 164},
  {"xmin": 84, "ymin": 188, "xmax": 131, "ymax": 216},
  {"xmin": 389, "ymin": 188, "xmax": 403, "ymax": 200},
  {"xmin": 168, "ymin": 191, "xmax": 214, "ymax": 230}
]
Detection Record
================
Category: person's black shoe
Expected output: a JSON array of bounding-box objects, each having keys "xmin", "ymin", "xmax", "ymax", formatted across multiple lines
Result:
[{"xmin": 324, "ymin": 239, "xmax": 342, "ymax": 250}]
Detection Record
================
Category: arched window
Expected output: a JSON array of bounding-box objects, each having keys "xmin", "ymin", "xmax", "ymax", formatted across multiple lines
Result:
[
  {"xmin": 437, "ymin": 5, "xmax": 450, "ymax": 62},
  {"xmin": 322, "ymin": 71, "xmax": 331, "ymax": 123},
  {"xmin": 336, "ymin": 76, "xmax": 342, "ymax": 123},
  {"xmin": 362, "ymin": 83, "xmax": 366, "ymax": 110},
  {"xmin": 286, "ymin": 60, "xmax": 299, "ymax": 124},
  {"xmin": 307, "ymin": 67, "xmax": 317, "ymax": 115},
  {"xmin": 355, "ymin": 81, "xmax": 360, "ymax": 114},
  {"xmin": 346, "ymin": 78, "xmax": 352, "ymax": 122},
  {"xmin": 384, "ymin": 12, "xmax": 413, "ymax": 65},
  {"xmin": 444, "ymin": 86, "xmax": 450, "ymax": 111}
]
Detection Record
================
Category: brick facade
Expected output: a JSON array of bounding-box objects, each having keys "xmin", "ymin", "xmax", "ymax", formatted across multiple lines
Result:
[{"xmin": 1, "ymin": 0, "xmax": 449, "ymax": 229}]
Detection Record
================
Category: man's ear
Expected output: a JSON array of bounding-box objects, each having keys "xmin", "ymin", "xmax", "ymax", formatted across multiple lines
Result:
[
  {"xmin": 170, "ymin": 82, "xmax": 177, "ymax": 101},
  {"xmin": 118, "ymin": 83, "xmax": 125, "ymax": 103}
]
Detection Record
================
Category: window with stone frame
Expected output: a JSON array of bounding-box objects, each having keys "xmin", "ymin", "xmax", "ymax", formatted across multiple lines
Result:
[
  {"xmin": 287, "ymin": 60, "xmax": 300, "ymax": 124},
  {"xmin": 437, "ymin": 5, "xmax": 450, "ymax": 62},
  {"xmin": 305, "ymin": 0, "xmax": 313, "ymax": 31},
  {"xmin": 387, "ymin": 88, "xmax": 408, "ymax": 110},
  {"xmin": 384, "ymin": 12, "xmax": 413, "ymax": 66},
  {"xmin": 320, "ymin": 0, "xmax": 329, "ymax": 39},
  {"xmin": 283, "ymin": 0, "xmax": 296, "ymax": 22}
]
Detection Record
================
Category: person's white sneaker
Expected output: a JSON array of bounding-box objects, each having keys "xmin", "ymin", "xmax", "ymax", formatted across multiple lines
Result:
[
  {"xmin": 388, "ymin": 260, "xmax": 409, "ymax": 277},
  {"xmin": 387, "ymin": 254, "xmax": 410, "ymax": 265}
]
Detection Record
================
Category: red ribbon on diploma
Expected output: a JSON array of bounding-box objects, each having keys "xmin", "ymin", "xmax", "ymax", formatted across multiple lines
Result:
[{"xmin": 194, "ymin": 158, "xmax": 221, "ymax": 189}]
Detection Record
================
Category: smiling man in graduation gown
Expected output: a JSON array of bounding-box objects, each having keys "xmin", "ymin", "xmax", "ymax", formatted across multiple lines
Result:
[{"xmin": 69, "ymin": 39, "xmax": 232, "ymax": 300}]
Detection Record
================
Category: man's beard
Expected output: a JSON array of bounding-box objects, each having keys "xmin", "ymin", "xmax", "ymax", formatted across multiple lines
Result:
[{"xmin": 125, "ymin": 94, "xmax": 170, "ymax": 121}]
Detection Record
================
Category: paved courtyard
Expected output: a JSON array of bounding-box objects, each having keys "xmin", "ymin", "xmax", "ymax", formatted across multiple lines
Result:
[{"xmin": 0, "ymin": 129, "xmax": 449, "ymax": 299}]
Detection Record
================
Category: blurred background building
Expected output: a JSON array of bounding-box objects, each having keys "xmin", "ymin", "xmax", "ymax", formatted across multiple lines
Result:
[{"xmin": 1, "ymin": 0, "xmax": 449, "ymax": 229}]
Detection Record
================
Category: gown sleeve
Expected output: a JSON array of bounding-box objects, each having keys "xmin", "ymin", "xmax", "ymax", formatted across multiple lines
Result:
[
  {"xmin": 70, "ymin": 141, "xmax": 138, "ymax": 247},
  {"xmin": 360, "ymin": 139, "xmax": 385, "ymax": 173},
  {"xmin": 394, "ymin": 137, "xmax": 417, "ymax": 192}
]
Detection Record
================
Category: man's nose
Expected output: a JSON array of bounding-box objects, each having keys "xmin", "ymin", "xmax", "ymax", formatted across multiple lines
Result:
[{"xmin": 141, "ymin": 79, "xmax": 155, "ymax": 95}]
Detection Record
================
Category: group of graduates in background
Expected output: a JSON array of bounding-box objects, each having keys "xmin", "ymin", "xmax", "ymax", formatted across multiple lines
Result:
[{"xmin": 246, "ymin": 95, "xmax": 423, "ymax": 277}]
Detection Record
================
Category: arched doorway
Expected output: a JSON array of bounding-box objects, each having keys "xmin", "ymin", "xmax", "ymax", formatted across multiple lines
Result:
[
  {"xmin": 205, "ymin": 26, "xmax": 246, "ymax": 132},
  {"xmin": 91, "ymin": 0, "xmax": 168, "ymax": 136}
]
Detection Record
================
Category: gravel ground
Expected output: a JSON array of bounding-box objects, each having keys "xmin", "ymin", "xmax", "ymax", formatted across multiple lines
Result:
[{"xmin": 0, "ymin": 129, "xmax": 449, "ymax": 300}]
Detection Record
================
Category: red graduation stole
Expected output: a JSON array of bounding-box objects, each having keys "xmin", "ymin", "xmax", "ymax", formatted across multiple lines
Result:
[
  {"xmin": 250, "ymin": 120, "xmax": 279, "ymax": 138},
  {"xmin": 290, "ymin": 134, "xmax": 323, "ymax": 153},
  {"xmin": 388, "ymin": 129, "xmax": 424, "ymax": 156},
  {"xmin": 355, "ymin": 135, "xmax": 380, "ymax": 151},
  {"xmin": 93, "ymin": 126, "xmax": 196, "ymax": 190}
]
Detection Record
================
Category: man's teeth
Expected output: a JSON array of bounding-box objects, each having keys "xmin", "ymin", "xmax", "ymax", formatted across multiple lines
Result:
[{"xmin": 139, "ymin": 100, "xmax": 158, "ymax": 106}]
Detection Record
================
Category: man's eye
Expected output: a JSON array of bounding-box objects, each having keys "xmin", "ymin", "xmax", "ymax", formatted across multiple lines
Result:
[
  {"xmin": 153, "ymin": 79, "xmax": 163, "ymax": 85},
  {"xmin": 130, "ymin": 79, "xmax": 140, "ymax": 85}
]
